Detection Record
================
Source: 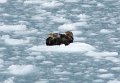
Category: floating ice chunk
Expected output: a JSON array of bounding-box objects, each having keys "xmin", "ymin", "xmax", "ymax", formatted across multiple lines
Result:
[
  {"xmin": 41, "ymin": 61, "xmax": 54, "ymax": 65},
  {"xmin": 35, "ymin": 56, "xmax": 45, "ymax": 60},
  {"xmin": 0, "ymin": 0, "xmax": 7, "ymax": 3},
  {"xmin": 28, "ymin": 42, "xmax": 95, "ymax": 53},
  {"xmin": 107, "ymin": 79, "xmax": 120, "ymax": 83},
  {"xmin": 0, "ymin": 59, "xmax": 4, "ymax": 64},
  {"xmin": 24, "ymin": 0, "xmax": 44, "ymax": 4},
  {"xmin": 26, "ymin": 56, "xmax": 35, "ymax": 61},
  {"xmin": 97, "ymin": 69, "xmax": 108, "ymax": 73},
  {"xmin": 31, "ymin": 15, "xmax": 46, "ymax": 21},
  {"xmin": 54, "ymin": 71, "xmax": 72, "ymax": 75},
  {"xmin": 111, "ymin": 67, "xmax": 120, "ymax": 71},
  {"xmin": 64, "ymin": 0, "xmax": 79, "ymax": 3},
  {"xmin": 100, "ymin": 29, "xmax": 114, "ymax": 34},
  {"xmin": 4, "ymin": 38, "xmax": 29, "ymax": 45},
  {"xmin": 93, "ymin": 79, "xmax": 104, "ymax": 83},
  {"xmin": 30, "ymin": 52, "xmax": 42, "ymax": 56},
  {"xmin": 51, "ymin": 16, "xmax": 70, "ymax": 23},
  {"xmin": 8, "ymin": 65, "xmax": 36, "ymax": 75},
  {"xmin": 72, "ymin": 31, "xmax": 82, "ymax": 36},
  {"xmin": 3, "ymin": 77, "xmax": 15, "ymax": 83},
  {"xmin": 0, "ymin": 47, "xmax": 6, "ymax": 50},
  {"xmin": 42, "ymin": 1, "xmax": 63, "ymax": 8},
  {"xmin": 58, "ymin": 23, "xmax": 77, "ymax": 31},
  {"xmin": 1, "ymin": 35, "xmax": 29, "ymax": 45},
  {"xmin": 74, "ymin": 37, "xmax": 86, "ymax": 42},
  {"xmin": 97, "ymin": 2, "xmax": 105, "ymax": 7},
  {"xmin": 0, "ymin": 25, "xmax": 27, "ymax": 32},
  {"xmin": 105, "ymin": 57, "xmax": 120, "ymax": 63},
  {"xmin": 86, "ymin": 51, "xmax": 118, "ymax": 58},
  {"xmin": 59, "ymin": 77, "xmax": 69, "ymax": 81},
  {"xmin": 77, "ymin": 14, "xmax": 90, "ymax": 21},
  {"xmin": 117, "ymin": 28, "xmax": 120, "ymax": 30},
  {"xmin": 81, "ymin": 4, "xmax": 92, "ymax": 8},
  {"xmin": 9, "ymin": 56, "xmax": 20, "ymax": 60},
  {"xmin": 72, "ymin": 22, "xmax": 87, "ymax": 27},
  {"xmin": 14, "ymin": 29, "xmax": 38, "ymax": 35},
  {"xmin": 98, "ymin": 73, "xmax": 114, "ymax": 78},
  {"xmin": 58, "ymin": 22, "xmax": 87, "ymax": 32},
  {"xmin": 35, "ymin": 79, "xmax": 48, "ymax": 83},
  {"xmin": 0, "ymin": 59, "xmax": 4, "ymax": 68}
]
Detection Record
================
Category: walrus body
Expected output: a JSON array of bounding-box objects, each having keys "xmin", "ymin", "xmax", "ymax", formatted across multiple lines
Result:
[
  {"xmin": 46, "ymin": 31, "xmax": 73, "ymax": 46},
  {"xmin": 46, "ymin": 37, "xmax": 61, "ymax": 46}
]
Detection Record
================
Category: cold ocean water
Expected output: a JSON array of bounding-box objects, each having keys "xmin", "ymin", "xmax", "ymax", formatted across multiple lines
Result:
[{"xmin": 0, "ymin": 0, "xmax": 120, "ymax": 83}]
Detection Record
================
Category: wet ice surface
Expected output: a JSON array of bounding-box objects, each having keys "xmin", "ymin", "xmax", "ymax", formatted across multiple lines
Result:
[{"xmin": 0, "ymin": 0, "xmax": 120, "ymax": 83}]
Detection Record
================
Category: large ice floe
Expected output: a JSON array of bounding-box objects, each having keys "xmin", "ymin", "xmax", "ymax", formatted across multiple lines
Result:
[{"xmin": 28, "ymin": 42, "xmax": 96, "ymax": 53}]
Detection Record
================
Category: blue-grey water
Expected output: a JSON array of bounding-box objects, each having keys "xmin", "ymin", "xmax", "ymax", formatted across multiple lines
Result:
[{"xmin": 0, "ymin": 0, "xmax": 120, "ymax": 83}]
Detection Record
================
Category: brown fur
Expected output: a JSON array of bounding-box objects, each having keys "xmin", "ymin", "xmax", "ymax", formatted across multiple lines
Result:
[{"xmin": 46, "ymin": 31, "xmax": 74, "ymax": 46}]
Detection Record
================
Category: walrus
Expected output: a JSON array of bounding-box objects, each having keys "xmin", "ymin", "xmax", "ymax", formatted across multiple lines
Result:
[
  {"xmin": 46, "ymin": 31, "xmax": 74, "ymax": 46},
  {"xmin": 59, "ymin": 31, "xmax": 74, "ymax": 45},
  {"xmin": 46, "ymin": 33, "xmax": 61, "ymax": 46}
]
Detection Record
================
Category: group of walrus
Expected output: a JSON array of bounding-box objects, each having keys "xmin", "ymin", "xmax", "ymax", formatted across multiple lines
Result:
[{"xmin": 46, "ymin": 31, "xmax": 74, "ymax": 46}]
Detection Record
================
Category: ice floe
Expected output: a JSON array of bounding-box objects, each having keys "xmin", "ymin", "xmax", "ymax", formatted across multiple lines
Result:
[
  {"xmin": 58, "ymin": 22, "xmax": 87, "ymax": 32},
  {"xmin": 3, "ymin": 77, "xmax": 15, "ymax": 83},
  {"xmin": 0, "ymin": 0, "xmax": 7, "ymax": 3},
  {"xmin": 64, "ymin": 0, "xmax": 80, "ymax": 3},
  {"xmin": 8, "ymin": 65, "xmax": 37, "ymax": 75},
  {"xmin": 54, "ymin": 71, "xmax": 72, "ymax": 75},
  {"xmin": 98, "ymin": 73, "xmax": 114, "ymax": 79},
  {"xmin": 1, "ymin": 35, "xmax": 29, "ymax": 45},
  {"xmin": 72, "ymin": 31, "xmax": 82, "ymax": 36},
  {"xmin": 35, "ymin": 79, "xmax": 48, "ymax": 83},
  {"xmin": 51, "ymin": 16, "xmax": 70, "ymax": 23},
  {"xmin": 14, "ymin": 29, "xmax": 38, "ymax": 35},
  {"xmin": 41, "ymin": 61, "xmax": 54, "ymax": 65},
  {"xmin": 86, "ymin": 51, "xmax": 118, "ymax": 58},
  {"xmin": 77, "ymin": 14, "xmax": 90, "ymax": 21},
  {"xmin": 24, "ymin": 0, "xmax": 44, "ymax": 4},
  {"xmin": 58, "ymin": 23, "xmax": 77, "ymax": 31},
  {"xmin": 28, "ymin": 42, "xmax": 96, "ymax": 53},
  {"xmin": 31, "ymin": 15, "xmax": 46, "ymax": 21},
  {"xmin": 42, "ymin": 1, "xmax": 63, "ymax": 8},
  {"xmin": 74, "ymin": 37, "xmax": 86, "ymax": 42},
  {"xmin": 81, "ymin": 4, "xmax": 92, "ymax": 8},
  {"xmin": 0, "ymin": 59, "xmax": 4, "ymax": 68},
  {"xmin": 107, "ymin": 79, "xmax": 120, "ymax": 83},
  {"xmin": 97, "ymin": 2, "xmax": 105, "ymax": 7},
  {"xmin": 100, "ymin": 29, "xmax": 114, "ymax": 34},
  {"xmin": 105, "ymin": 57, "xmax": 120, "ymax": 63},
  {"xmin": 0, "ymin": 25, "xmax": 27, "ymax": 32},
  {"xmin": 97, "ymin": 69, "xmax": 108, "ymax": 73},
  {"xmin": 86, "ymin": 51, "xmax": 119, "ymax": 63},
  {"xmin": 111, "ymin": 67, "xmax": 120, "ymax": 71}
]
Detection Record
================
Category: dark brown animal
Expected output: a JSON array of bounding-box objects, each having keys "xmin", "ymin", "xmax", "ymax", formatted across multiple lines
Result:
[{"xmin": 46, "ymin": 31, "xmax": 74, "ymax": 46}]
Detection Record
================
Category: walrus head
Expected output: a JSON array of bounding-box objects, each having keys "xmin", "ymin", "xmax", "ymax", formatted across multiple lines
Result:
[
  {"xmin": 65, "ymin": 31, "xmax": 73, "ymax": 37},
  {"xmin": 53, "ymin": 33, "xmax": 60, "ymax": 38},
  {"xmin": 48, "ymin": 33, "xmax": 54, "ymax": 38}
]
